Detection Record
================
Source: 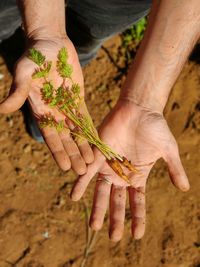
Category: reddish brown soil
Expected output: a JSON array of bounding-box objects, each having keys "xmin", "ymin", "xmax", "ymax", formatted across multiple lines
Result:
[{"xmin": 0, "ymin": 35, "xmax": 199, "ymax": 267}]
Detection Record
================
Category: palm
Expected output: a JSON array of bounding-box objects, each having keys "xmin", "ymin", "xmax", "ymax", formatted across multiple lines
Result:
[
  {"xmin": 78, "ymin": 100, "xmax": 173, "ymax": 187},
  {"xmin": 71, "ymin": 99, "xmax": 189, "ymax": 241},
  {"xmin": 0, "ymin": 37, "xmax": 94, "ymax": 174}
]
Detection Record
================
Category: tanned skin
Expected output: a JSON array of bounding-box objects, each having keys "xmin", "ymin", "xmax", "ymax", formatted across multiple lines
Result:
[{"xmin": 0, "ymin": 0, "xmax": 200, "ymax": 241}]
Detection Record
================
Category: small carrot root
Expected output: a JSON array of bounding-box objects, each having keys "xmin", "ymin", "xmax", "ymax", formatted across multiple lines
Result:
[
  {"xmin": 108, "ymin": 158, "xmax": 138, "ymax": 184},
  {"xmin": 121, "ymin": 157, "xmax": 139, "ymax": 173}
]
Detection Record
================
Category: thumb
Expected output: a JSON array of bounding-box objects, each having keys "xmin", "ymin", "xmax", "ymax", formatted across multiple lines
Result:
[
  {"xmin": 70, "ymin": 149, "xmax": 104, "ymax": 201},
  {"xmin": 164, "ymin": 143, "xmax": 190, "ymax": 192},
  {"xmin": 0, "ymin": 57, "xmax": 33, "ymax": 114},
  {"xmin": 0, "ymin": 79, "xmax": 30, "ymax": 114}
]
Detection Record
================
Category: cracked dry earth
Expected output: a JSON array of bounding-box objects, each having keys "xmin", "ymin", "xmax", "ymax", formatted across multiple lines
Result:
[{"xmin": 0, "ymin": 35, "xmax": 199, "ymax": 267}]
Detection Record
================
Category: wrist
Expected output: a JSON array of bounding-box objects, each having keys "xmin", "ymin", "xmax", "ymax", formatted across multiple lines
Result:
[
  {"xmin": 120, "ymin": 51, "xmax": 172, "ymax": 114},
  {"xmin": 110, "ymin": 98, "xmax": 164, "ymax": 131},
  {"xmin": 17, "ymin": 0, "xmax": 66, "ymax": 43},
  {"xmin": 120, "ymin": 85, "xmax": 166, "ymax": 114},
  {"xmin": 119, "ymin": 96, "xmax": 164, "ymax": 115},
  {"xmin": 21, "ymin": 25, "xmax": 70, "ymax": 49},
  {"xmin": 23, "ymin": 25, "xmax": 67, "ymax": 43}
]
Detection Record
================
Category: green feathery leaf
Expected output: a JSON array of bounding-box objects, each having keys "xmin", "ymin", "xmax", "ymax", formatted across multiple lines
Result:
[
  {"xmin": 56, "ymin": 86, "xmax": 64, "ymax": 98},
  {"xmin": 28, "ymin": 48, "xmax": 46, "ymax": 66},
  {"xmin": 32, "ymin": 61, "xmax": 52, "ymax": 79},
  {"xmin": 45, "ymin": 61, "xmax": 52, "ymax": 73},
  {"xmin": 32, "ymin": 70, "xmax": 46, "ymax": 79},
  {"xmin": 57, "ymin": 62, "xmax": 73, "ymax": 78},
  {"xmin": 58, "ymin": 47, "xmax": 68, "ymax": 63},
  {"xmin": 56, "ymin": 120, "xmax": 65, "ymax": 132},
  {"xmin": 57, "ymin": 47, "xmax": 73, "ymax": 78},
  {"xmin": 41, "ymin": 81, "xmax": 54, "ymax": 102},
  {"xmin": 49, "ymin": 98, "xmax": 58, "ymax": 107},
  {"xmin": 71, "ymin": 83, "xmax": 80, "ymax": 95},
  {"xmin": 39, "ymin": 115, "xmax": 56, "ymax": 128}
]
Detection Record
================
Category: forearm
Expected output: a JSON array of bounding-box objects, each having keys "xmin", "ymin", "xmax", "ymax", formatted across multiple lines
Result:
[
  {"xmin": 17, "ymin": 0, "xmax": 66, "ymax": 40},
  {"xmin": 121, "ymin": 0, "xmax": 200, "ymax": 112}
]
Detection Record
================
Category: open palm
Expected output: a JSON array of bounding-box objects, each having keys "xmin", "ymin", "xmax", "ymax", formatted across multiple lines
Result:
[
  {"xmin": 0, "ymin": 37, "xmax": 94, "ymax": 174},
  {"xmin": 71, "ymin": 99, "xmax": 189, "ymax": 241}
]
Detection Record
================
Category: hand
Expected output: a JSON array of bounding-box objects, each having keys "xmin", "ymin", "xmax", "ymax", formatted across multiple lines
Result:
[
  {"xmin": 71, "ymin": 99, "xmax": 190, "ymax": 241},
  {"xmin": 0, "ymin": 36, "xmax": 94, "ymax": 174}
]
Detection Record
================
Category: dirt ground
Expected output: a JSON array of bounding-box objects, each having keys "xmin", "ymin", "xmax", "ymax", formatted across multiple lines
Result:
[{"xmin": 0, "ymin": 33, "xmax": 199, "ymax": 267}]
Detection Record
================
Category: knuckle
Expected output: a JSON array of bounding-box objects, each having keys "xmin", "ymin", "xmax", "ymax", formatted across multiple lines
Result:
[
  {"xmin": 113, "ymin": 202, "xmax": 125, "ymax": 212},
  {"xmin": 93, "ymin": 204, "xmax": 105, "ymax": 213},
  {"xmin": 134, "ymin": 208, "xmax": 146, "ymax": 218}
]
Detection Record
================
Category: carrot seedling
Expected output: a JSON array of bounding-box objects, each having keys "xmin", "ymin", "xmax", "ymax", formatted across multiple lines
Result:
[{"xmin": 28, "ymin": 47, "xmax": 138, "ymax": 183}]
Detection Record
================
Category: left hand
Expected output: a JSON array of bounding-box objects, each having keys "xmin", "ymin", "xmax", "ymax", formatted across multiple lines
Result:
[
  {"xmin": 71, "ymin": 99, "xmax": 190, "ymax": 241},
  {"xmin": 0, "ymin": 37, "xmax": 94, "ymax": 174}
]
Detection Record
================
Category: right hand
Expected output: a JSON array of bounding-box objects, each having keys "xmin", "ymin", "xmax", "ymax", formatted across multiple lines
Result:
[
  {"xmin": 0, "ymin": 36, "xmax": 94, "ymax": 174},
  {"xmin": 71, "ymin": 99, "xmax": 190, "ymax": 241}
]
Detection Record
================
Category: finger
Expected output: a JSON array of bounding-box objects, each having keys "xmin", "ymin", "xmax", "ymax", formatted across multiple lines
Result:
[
  {"xmin": 59, "ymin": 130, "xmax": 87, "ymax": 175},
  {"xmin": 42, "ymin": 127, "xmax": 71, "ymax": 171},
  {"xmin": 0, "ymin": 81, "xmax": 30, "ymax": 114},
  {"xmin": 77, "ymin": 139, "xmax": 94, "ymax": 164},
  {"xmin": 70, "ymin": 149, "xmax": 104, "ymax": 201},
  {"xmin": 129, "ymin": 186, "xmax": 146, "ymax": 240},
  {"xmin": 90, "ymin": 176, "xmax": 112, "ymax": 231},
  {"xmin": 109, "ymin": 185, "xmax": 126, "ymax": 242},
  {"xmin": 165, "ymin": 145, "xmax": 190, "ymax": 191}
]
